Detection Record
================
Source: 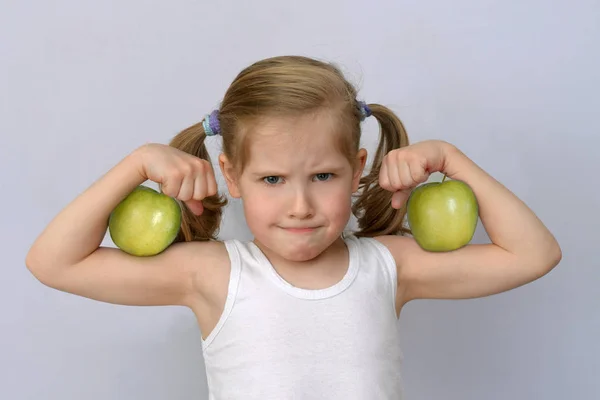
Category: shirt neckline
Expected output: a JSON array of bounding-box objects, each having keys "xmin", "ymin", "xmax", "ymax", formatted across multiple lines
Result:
[{"xmin": 247, "ymin": 234, "xmax": 360, "ymax": 300}]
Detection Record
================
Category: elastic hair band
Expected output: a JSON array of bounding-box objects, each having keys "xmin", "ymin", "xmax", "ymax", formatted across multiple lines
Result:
[
  {"xmin": 202, "ymin": 109, "xmax": 221, "ymax": 136},
  {"xmin": 203, "ymin": 103, "xmax": 368, "ymax": 134},
  {"xmin": 358, "ymin": 101, "xmax": 372, "ymax": 121}
]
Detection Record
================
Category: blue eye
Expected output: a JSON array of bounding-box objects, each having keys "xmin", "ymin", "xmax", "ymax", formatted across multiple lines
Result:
[
  {"xmin": 263, "ymin": 176, "xmax": 282, "ymax": 185},
  {"xmin": 314, "ymin": 173, "xmax": 332, "ymax": 181}
]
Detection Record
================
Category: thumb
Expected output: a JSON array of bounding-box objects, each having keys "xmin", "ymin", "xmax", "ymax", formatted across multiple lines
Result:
[
  {"xmin": 185, "ymin": 199, "xmax": 205, "ymax": 216},
  {"xmin": 391, "ymin": 190, "xmax": 411, "ymax": 209}
]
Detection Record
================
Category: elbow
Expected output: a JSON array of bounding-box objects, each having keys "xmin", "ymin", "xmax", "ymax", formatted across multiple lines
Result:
[
  {"xmin": 25, "ymin": 251, "xmax": 40, "ymax": 277},
  {"xmin": 516, "ymin": 238, "xmax": 562, "ymax": 280},
  {"xmin": 536, "ymin": 240, "xmax": 562, "ymax": 276},
  {"xmin": 25, "ymin": 252, "xmax": 44, "ymax": 283},
  {"xmin": 549, "ymin": 241, "xmax": 563, "ymax": 269},
  {"xmin": 25, "ymin": 251, "xmax": 57, "ymax": 288},
  {"xmin": 547, "ymin": 233, "xmax": 563, "ymax": 267}
]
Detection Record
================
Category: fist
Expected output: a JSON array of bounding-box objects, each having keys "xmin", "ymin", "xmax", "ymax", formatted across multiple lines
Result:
[
  {"xmin": 379, "ymin": 140, "xmax": 449, "ymax": 209},
  {"xmin": 135, "ymin": 143, "xmax": 218, "ymax": 216}
]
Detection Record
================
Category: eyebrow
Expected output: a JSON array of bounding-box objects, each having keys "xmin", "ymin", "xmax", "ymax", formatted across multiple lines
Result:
[
  {"xmin": 250, "ymin": 170, "xmax": 286, "ymax": 177},
  {"xmin": 249, "ymin": 164, "xmax": 348, "ymax": 177}
]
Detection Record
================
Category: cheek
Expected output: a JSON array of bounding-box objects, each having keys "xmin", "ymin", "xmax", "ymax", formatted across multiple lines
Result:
[
  {"xmin": 241, "ymin": 188, "xmax": 278, "ymax": 223},
  {"xmin": 317, "ymin": 182, "xmax": 353, "ymax": 220}
]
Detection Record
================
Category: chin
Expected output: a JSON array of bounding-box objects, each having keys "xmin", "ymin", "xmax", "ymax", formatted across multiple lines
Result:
[
  {"xmin": 260, "ymin": 236, "xmax": 329, "ymax": 262},
  {"xmin": 252, "ymin": 224, "xmax": 345, "ymax": 262},
  {"xmin": 282, "ymin": 246, "xmax": 324, "ymax": 262}
]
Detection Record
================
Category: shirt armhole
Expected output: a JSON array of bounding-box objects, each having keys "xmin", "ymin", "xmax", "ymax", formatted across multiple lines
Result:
[
  {"xmin": 201, "ymin": 239, "xmax": 242, "ymax": 351},
  {"xmin": 366, "ymin": 238, "xmax": 399, "ymax": 317}
]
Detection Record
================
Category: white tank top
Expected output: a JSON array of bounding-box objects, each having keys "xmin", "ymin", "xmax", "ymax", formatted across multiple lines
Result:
[{"xmin": 201, "ymin": 233, "xmax": 404, "ymax": 399}]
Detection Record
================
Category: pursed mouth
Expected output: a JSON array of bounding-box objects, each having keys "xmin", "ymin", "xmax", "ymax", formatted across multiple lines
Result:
[{"xmin": 280, "ymin": 226, "xmax": 320, "ymax": 233}]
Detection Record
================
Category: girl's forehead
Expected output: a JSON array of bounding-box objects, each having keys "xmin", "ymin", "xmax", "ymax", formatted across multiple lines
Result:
[
  {"xmin": 249, "ymin": 129, "xmax": 344, "ymax": 160},
  {"xmin": 254, "ymin": 108, "xmax": 349, "ymax": 142},
  {"xmin": 243, "ymin": 113, "xmax": 352, "ymax": 168},
  {"xmin": 252, "ymin": 110, "xmax": 338, "ymax": 136}
]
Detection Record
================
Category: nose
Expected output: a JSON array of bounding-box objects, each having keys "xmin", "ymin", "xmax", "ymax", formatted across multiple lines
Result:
[{"xmin": 288, "ymin": 187, "xmax": 314, "ymax": 219}]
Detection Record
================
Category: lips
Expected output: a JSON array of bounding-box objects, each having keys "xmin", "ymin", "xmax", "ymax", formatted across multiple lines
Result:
[{"xmin": 281, "ymin": 226, "xmax": 319, "ymax": 233}]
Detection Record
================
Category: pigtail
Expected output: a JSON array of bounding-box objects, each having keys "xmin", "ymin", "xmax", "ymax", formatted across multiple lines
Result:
[
  {"xmin": 167, "ymin": 121, "xmax": 228, "ymax": 242},
  {"xmin": 352, "ymin": 103, "xmax": 411, "ymax": 237}
]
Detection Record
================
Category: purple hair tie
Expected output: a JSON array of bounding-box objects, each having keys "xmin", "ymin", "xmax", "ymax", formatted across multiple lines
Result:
[
  {"xmin": 358, "ymin": 101, "xmax": 372, "ymax": 121},
  {"xmin": 202, "ymin": 109, "xmax": 221, "ymax": 136}
]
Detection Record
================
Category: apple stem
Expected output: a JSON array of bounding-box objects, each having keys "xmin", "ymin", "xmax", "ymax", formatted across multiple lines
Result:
[{"xmin": 441, "ymin": 174, "xmax": 447, "ymax": 183}]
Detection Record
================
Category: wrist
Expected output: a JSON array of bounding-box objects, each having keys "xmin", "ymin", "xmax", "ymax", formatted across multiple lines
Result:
[
  {"xmin": 129, "ymin": 144, "xmax": 151, "ymax": 181},
  {"xmin": 438, "ymin": 141, "xmax": 471, "ymax": 180}
]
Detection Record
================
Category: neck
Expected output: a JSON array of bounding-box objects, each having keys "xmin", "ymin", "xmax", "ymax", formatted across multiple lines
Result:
[{"xmin": 253, "ymin": 236, "xmax": 349, "ymax": 289}]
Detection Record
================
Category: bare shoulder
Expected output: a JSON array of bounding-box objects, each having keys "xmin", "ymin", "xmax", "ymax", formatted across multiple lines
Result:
[
  {"xmin": 373, "ymin": 234, "xmax": 421, "ymax": 271},
  {"xmin": 373, "ymin": 235, "xmax": 416, "ymax": 306},
  {"xmin": 180, "ymin": 240, "xmax": 232, "ymax": 308},
  {"xmin": 176, "ymin": 240, "xmax": 233, "ymax": 338}
]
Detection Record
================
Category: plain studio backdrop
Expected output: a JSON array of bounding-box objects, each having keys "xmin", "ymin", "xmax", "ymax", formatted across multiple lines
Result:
[{"xmin": 1, "ymin": 1, "xmax": 598, "ymax": 399}]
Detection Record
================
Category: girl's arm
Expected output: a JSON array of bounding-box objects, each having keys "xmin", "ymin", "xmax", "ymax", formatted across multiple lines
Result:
[
  {"xmin": 376, "ymin": 140, "xmax": 562, "ymax": 303},
  {"xmin": 25, "ymin": 145, "xmax": 228, "ymax": 307}
]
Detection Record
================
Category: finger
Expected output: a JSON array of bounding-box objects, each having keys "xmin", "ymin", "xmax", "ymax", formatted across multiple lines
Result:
[
  {"xmin": 397, "ymin": 161, "xmax": 414, "ymax": 188},
  {"xmin": 378, "ymin": 159, "xmax": 391, "ymax": 191},
  {"xmin": 409, "ymin": 159, "xmax": 429, "ymax": 184},
  {"xmin": 185, "ymin": 199, "xmax": 204, "ymax": 216},
  {"xmin": 192, "ymin": 172, "xmax": 207, "ymax": 201},
  {"xmin": 161, "ymin": 168, "xmax": 184, "ymax": 198},
  {"xmin": 177, "ymin": 173, "xmax": 195, "ymax": 202},
  {"xmin": 205, "ymin": 164, "xmax": 218, "ymax": 197},
  {"xmin": 391, "ymin": 190, "xmax": 411, "ymax": 209},
  {"xmin": 386, "ymin": 155, "xmax": 403, "ymax": 191}
]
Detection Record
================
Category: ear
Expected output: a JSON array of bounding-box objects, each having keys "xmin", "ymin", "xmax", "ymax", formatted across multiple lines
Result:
[
  {"xmin": 352, "ymin": 148, "xmax": 368, "ymax": 193},
  {"xmin": 218, "ymin": 154, "xmax": 241, "ymax": 198}
]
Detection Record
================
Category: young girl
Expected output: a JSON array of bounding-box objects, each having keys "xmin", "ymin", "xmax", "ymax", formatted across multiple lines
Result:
[{"xmin": 26, "ymin": 55, "xmax": 561, "ymax": 399}]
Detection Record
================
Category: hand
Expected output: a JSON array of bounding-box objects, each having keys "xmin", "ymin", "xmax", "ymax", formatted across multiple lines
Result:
[
  {"xmin": 379, "ymin": 140, "xmax": 450, "ymax": 209},
  {"xmin": 135, "ymin": 143, "xmax": 218, "ymax": 216}
]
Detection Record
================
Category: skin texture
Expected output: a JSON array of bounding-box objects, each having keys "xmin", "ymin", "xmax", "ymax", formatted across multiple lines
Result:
[{"xmin": 26, "ymin": 111, "xmax": 562, "ymax": 339}]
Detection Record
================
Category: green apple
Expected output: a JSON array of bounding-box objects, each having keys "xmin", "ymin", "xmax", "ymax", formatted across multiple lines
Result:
[
  {"xmin": 108, "ymin": 185, "xmax": 181, "ymax": 257},
  {"xmin": 406, "ymin": 177, "xmax": 479, "ymax": 252}
]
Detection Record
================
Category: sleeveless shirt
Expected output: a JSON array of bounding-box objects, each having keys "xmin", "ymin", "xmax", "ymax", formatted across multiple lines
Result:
[{"xmin": 201, "ymin": 234, "xmax": 404, "ymax": 399}]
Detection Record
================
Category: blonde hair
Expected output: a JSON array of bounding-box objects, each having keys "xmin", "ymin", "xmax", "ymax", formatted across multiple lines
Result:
[{"xmin": 168, "ymin": 55, "xmax": 411, "ymax": 242}]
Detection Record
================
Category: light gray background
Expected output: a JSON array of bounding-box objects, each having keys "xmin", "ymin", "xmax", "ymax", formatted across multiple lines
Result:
[{"xmin": 2, "ymin": 1, "xmax": 598, "ymax": 399}]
